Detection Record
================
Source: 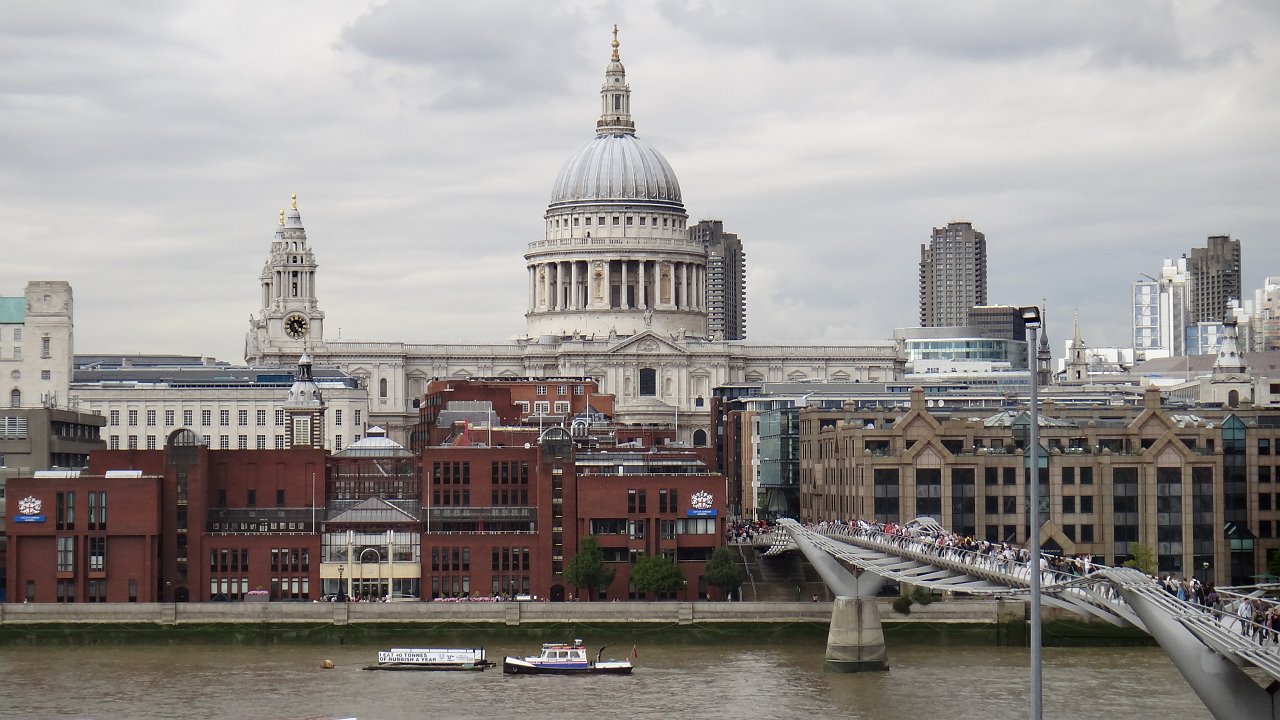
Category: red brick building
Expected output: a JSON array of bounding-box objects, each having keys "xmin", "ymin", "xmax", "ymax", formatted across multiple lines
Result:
[
  {"xmin": 5, "ymin": 429, "xmax": 326, "ymax": 603},
  {"xmin": 7, "ymin": 420, "xmax": 728, "ymax": 603}
]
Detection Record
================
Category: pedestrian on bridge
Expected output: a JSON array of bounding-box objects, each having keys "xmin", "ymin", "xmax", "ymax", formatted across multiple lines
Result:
[{"xmin": 1236, "ymin": 596, "xmax": 1256, "ymax": 636}]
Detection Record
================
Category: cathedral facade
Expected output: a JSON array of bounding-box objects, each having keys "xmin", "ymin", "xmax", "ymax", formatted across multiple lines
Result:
[{"xmin": 246, "ymin": 32, "xmax": 904, "ymax": 443}]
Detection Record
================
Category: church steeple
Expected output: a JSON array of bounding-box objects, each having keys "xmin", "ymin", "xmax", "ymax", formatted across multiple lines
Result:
[
  {"xmin": 247, "ymin": 194, "xmax": 327, "ymax": 364},
  {"xmin": 1036, "ymin": 303, "xmax": 1053, "ymax": 386},
  {"xmin": 1064, "ymin": 308, "xmax": 1088, "ymax": 383},
  {"xmin": 597, "ymin": 25, "xmax": 635, "ymax": 137},
  {"xmin": 1213, "ymin": 319, "xmax": 1248, "ymax": 375}
]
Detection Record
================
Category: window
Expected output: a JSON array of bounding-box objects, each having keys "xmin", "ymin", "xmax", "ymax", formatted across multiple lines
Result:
[
  {"xmin": 536, "ymin": 385, "xmax": 548, "ymax": 396},
  {"xmin": 517, "ymin": 401, "xmax": 530, "ymax": 414},
  {"xmin": 554, "ymin": 401, "xmax": 570, "ymax": 414},
  {"xmin": 276, "ymin": 489, "xmax": 285, "ymax": 507},
  {"xmin": 334, "ymin": 435, "xmax": 343, "ymax": 450},
  {"xmin": 41, "ymin": 336, "xmax": 51, "ymax": 358},
  {"xmin": 146, "ymin": 410, "xmax": 156, "ymax": 426},
  {"xmin": 219, "ymin": 435, "xmax": 229, "ymax": 450},
  {"xmin": 275, "ymin": 409, "xmax": 285, "ymax": 426},
  {"xmin": 183, "ymin": 409, "xmax": 193, "ymax": 426},
  {"xmin": 238, "ymin": 410, "xmax": 248, "ymax": 426},
  {"xmin": 354, "ymin": 409, "xmax": 362, "ymax": 426},
  {"xmin": 127, "ymin": 435, "xmax": 138, "ymax": 449},
  {"xmin": 256, "ymin": 409, "xmax": 267, "ymax": 426},
  {"xmin": 220, "ymin": 410, "xmax": 230, "ymax": 426},
  {"xmin": 57, "ymin": 536, "xmax": 74, "ymax": 571},
  {"xmin": 128, "ymin": 410, "xmax": 138, "ymax": 426},
  {"xmin": 256, "ymin": 435, "xmax": 267, "ymax": 449},
  {"xmin": 275, "ymin": 436, "xmax": 286, "ymax": 449},
  {"xmin": 574, "ymin": 386, "xmax": 585, "ymax": 395},
  {"xmin": 202, "ymin": 409, "xmax": 212, "ymax": 426},
  {"xmin": 238, "ymin": 435, "xmax": 248, "ymax": 450},
  {"xmin": 109, "ymin": 435, "xmax": 119, "ymax": 449},
  {"xmin": 41, "ymin": 370, "xmax": 51, "ymax": 380},
  {"xmin": 164, "ymin": 410, "xmax": 175, "ymax": 426},
  {"xmin": 247, "ymin": 489, "xmax": 256, "ymax": 507},
  {"xmin": 1080, "ymin": 496, "xmax": 1093, "ymax": 514},
  {"xmin": 109, "ymin": 410, "xmax": 120, "ymax": 426},
  {"xmin": 379, "ymin": 378, "xmax": 388, "ymax": 398},
  {"xmin": 639, "ymin": 368, "xmax": 657, "ymax": 396},
  {"xmin": 145, "ymin": 435, "xmax": 156, "ymax": 450},
  {"xmin": 1063, "ymin": 496, "xmax": 1076, "ymax": 514},
  {"xmin": 534, "ymin": 401, "xmax": 550, "ymax": 415},
  {"xmin": 89, "ymin": 537, "xmax": 106, "ymax": 571},
  {"xmin": 557, "ymin": 385, "xmax": 568, "ymax": 395},
  {"xmin": 335, "ymin": 409, "xmax": 343, "ymax": 426}
]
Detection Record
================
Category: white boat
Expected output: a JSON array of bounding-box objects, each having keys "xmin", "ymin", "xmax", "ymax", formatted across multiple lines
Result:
[
  {"xmin": 502, "ymin": 639, "xmax": 634, "ymax": 675},
  {"xmin": 364, "ymin": 647, "xmax": 493, "ymax": 671}
]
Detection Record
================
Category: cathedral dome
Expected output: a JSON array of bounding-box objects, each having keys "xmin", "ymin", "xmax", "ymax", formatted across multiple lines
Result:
[{"xmin": 549, "ymin": 134, "xmax": 682, "ymax": 209}]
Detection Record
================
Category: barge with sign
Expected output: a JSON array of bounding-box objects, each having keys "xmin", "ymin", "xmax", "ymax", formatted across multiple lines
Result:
[{"xmin": 363, "ymin": 647, "xmax": 493, "ymax": 671}]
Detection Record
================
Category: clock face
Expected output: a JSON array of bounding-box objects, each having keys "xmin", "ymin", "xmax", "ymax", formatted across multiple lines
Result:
[{"xmin": 284, "ymin": 315, "xmax": 309, "ymax": 339}]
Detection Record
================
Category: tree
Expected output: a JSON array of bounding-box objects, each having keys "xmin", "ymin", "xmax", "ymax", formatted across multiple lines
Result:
[
  {"xmin": 563, "ymin": 536, "xmax": 615, "ymax": 601},
  {"xmin": 1123, "ymin": 543, "xmax": 1157, "ymax": 576},
  {"xmin": 703, "ymin": 546, "xmax": 746, "ymax": 598},
  {"xmin": 630, "ymin": 554, "xmax": 687, "ymax": 597}
]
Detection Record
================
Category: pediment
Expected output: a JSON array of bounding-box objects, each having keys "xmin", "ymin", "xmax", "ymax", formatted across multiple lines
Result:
[{"xmin": 607, "ymin": 331, "xmax": 689, "ymax": 356}]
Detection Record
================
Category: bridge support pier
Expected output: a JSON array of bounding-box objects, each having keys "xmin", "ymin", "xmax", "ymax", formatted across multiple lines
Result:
[{"xmin": 824, "ymin": 596, "xmax": 889, "ymax": 672}]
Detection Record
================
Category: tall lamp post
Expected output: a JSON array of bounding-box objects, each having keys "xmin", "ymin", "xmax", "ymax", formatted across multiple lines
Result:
[{"xmin": 1019, "ymin": 305, "xmax": 1043, "ymax": 720}]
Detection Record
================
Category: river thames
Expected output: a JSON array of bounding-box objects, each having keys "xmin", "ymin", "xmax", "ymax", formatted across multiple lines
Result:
[{"xmin": 0, "ymin": 640, "xmax": 1209, "ymax": 719}]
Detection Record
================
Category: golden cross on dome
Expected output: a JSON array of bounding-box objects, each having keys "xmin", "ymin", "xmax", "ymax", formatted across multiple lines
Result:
[{"xmin": 611, "ymin": 24, "xmax": 620, "ymax": 61}]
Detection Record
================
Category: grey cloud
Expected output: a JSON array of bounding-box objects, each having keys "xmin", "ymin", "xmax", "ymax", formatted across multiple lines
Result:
[
  {"xmin": 340, "ymin": 1, "xmax": 611, "ymax": 109},
  {"xmin": 656, "ymin": 0, "xmax": 1252, "ymax": 68}
]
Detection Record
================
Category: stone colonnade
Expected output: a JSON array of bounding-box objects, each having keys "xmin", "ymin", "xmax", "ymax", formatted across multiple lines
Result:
[{"xmin": 527, "ymin": 258, "xmax": 705, "ymax": 313}]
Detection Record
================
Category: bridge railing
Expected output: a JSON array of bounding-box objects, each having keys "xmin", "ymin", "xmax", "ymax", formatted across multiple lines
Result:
[{"xmin": 777, "ymin": 520, "xmax": 1134, "ymax": 622}]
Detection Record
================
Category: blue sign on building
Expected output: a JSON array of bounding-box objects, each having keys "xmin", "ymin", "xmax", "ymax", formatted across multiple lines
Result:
[
  {"xmin": 13, "ymin": 515, "xmax": 46, "ymax": 523},
  {"xmin": 687, "ymin": 509, "xmax": 718, "ymax": 517}
]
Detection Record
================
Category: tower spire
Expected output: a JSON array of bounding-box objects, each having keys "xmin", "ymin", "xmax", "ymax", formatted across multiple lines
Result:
[{"xmin": 597, "ymin": 26, "xmax": 635, "ymax": 136}]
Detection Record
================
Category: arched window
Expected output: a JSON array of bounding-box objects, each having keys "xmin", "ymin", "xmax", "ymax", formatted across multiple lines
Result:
[
  {"xmin": 638, "ymin": 368, "xmax": 657, "ymax": 397},
  {"xmin": 1228, "ymin": 389, "xmax": 1240, "ymax": 408},
  {"xmin": 693, "ymin": 429, "xmax": 708, "ymax": 447},
  {"xmin": 694, "ymin": 396, "xmax": 705, "ymax": 408},
  {"xmin": 9, "ymin": 388, "xmax": 19, "ymax": 407},
  {"xmin": 379, "ymin": 378, "xmax": 389, "ymax": 398}
]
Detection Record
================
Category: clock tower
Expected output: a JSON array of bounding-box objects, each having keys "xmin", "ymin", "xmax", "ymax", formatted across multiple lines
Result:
[
  {"xmin": 245, "ymin": 194, "xmax": 325, "ymax": 364},
  {"xmin": 283, "ymin": 352, "xmax": 327, "ymax": 449}
]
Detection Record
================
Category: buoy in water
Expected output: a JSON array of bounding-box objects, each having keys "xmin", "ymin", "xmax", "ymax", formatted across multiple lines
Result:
[{"xmin": 321, "ymin": 659, "xmax": 335, "ymax": 669}]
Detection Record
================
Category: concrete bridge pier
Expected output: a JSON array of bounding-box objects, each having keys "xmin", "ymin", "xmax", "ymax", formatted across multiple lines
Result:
[{"xmin": 824, "ymin": 596, "xmax": 889, "ymax": 672}]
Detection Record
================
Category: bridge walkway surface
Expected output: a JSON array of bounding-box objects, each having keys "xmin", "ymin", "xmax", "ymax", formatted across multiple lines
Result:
[{"xmin": 766, "ymin": 517, "xmax": 1280, "ymax": 720}]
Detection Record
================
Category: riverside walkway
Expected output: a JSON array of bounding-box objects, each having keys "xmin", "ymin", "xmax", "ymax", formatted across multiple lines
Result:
[{"xmin": 765, "ymin": 517, "xmax": 1280, "ymax": 720}]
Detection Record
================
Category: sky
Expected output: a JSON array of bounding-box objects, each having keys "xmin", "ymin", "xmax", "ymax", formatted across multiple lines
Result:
[{"xmin": 2, "ymin": 0, "xmax": 1277, "ymax": 364}]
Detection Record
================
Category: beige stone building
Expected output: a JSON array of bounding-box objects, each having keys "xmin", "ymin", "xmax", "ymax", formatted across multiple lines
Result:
[{"xmin": 799, "ymin": 385, "xmax": 1280, "ymax": 586}]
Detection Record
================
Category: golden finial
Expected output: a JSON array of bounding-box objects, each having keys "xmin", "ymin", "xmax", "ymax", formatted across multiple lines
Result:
[
  {"xmin": 279, "ymin": 209, "xmax": 285, "ymax": 226},
  {"xmin": 290, "ymin": 193, "xmax": 298, "ymax": 210},
  {"xmin": 611, "ymin": 24, "xmax": 620, "ymax": 61}
]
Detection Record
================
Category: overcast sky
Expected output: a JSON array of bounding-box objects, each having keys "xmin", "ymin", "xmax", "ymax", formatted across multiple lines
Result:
[{"xmin": 2, "ymin": 0, "xmax": 1277, "ymax": 364}]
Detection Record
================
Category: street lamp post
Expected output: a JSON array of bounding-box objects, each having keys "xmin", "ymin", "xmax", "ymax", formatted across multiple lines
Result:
[
  {"xmin": 1020, "ymin": 305, "xmax": 1043, "ymax": 720},
  {"xmin": 336, "ymin": 565, "xmax": 345, "ymax": 602}
]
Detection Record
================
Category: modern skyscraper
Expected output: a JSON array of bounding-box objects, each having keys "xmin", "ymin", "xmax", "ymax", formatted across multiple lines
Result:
[
  {"xmin": 919, "ymin": 221, "xmax": 987, "ymax": 327},
  {"xmin": 1133, "ymin": 257, "xmax": 1189, "ymax": 359},
  {"xmin": 1186, "ymin": 235, "xmax": 1242, "ymax": 324},
  {"xmin": 690, "ymin": 220, "xmax": 746, "ymax": 340}
]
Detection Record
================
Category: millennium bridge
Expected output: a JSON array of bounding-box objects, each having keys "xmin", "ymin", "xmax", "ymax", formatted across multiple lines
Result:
[{"xmin": 765, "ymin": 518, "xmax": 1280, "ymax": 720}]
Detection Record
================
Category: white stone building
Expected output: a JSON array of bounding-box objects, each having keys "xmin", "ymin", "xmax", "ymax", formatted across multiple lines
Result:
[
  {"xmin": 1, "ymin": 280, "xmax": 74, "ymax": 410},
  {"xmin": 244, "ymin": 32, "xmax": 905, "ymax": 443},
  {"xmin": 68, "ymin": 355, "xmax": 368, "ymax": 453}
]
